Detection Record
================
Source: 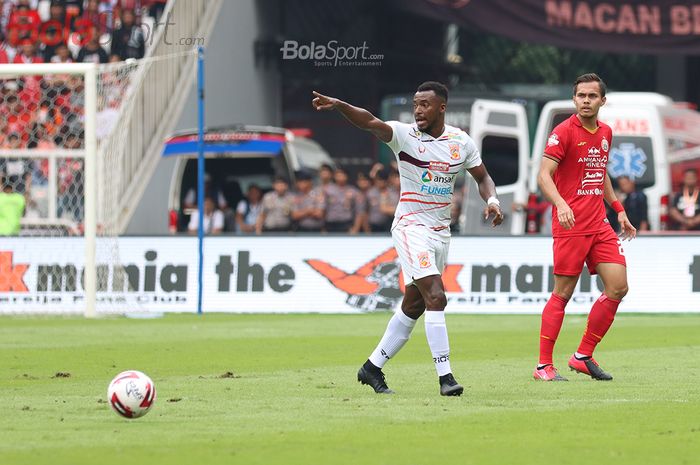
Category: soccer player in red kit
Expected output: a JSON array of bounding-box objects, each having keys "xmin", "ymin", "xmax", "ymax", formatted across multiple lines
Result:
[{"xmin": 533, "ymin": 73, "xmax": 636, "ymax": 381}]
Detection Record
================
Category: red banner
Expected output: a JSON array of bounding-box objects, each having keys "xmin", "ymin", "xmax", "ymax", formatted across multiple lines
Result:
[{"xmin": 396, "ymin": 0, "xmax": 700, "ymax": 54}]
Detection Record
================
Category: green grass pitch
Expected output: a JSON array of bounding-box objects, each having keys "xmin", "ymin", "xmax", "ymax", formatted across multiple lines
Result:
[{"xmin": 1, "ymin": 313, "xmax": 698, "ymax": 465}]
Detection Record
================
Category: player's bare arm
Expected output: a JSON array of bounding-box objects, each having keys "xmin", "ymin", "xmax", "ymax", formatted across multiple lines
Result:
[
  {"xmin": 538, "ymin": 156, "xmax": 575, "ymax": 230},
  {"xmin": 312, "ymin": 91, "xmax": 393, "ymax": 143},
  {"xmin": 603, "ymin": 173, "xmax": 636, "ymax": 240},
  {"xmin": 467, "ymin": 163, "xmax": 504, "ymax": 227}
]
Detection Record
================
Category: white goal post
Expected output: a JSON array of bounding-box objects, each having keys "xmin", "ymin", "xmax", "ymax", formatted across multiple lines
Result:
[{"xmin": 0, "ymin": 63, "xmax": 98, "ymax": 317}]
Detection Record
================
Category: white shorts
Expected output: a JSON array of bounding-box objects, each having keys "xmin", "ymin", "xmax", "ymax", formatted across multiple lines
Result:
[{"xmin": 391, "ymin": 225, "xmax": 449, "ymax": 286}]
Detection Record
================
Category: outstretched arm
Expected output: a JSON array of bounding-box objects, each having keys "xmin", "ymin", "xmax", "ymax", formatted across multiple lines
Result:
[
  {"xmin": 312, "ymin": 91, "xmax": 393, "ymax": 143},
  {"xmin": 467, "ymin": 163, "xmax": 504, "ymax": 227}
]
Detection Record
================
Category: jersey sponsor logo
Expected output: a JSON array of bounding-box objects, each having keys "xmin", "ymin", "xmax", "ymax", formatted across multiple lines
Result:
[
  {"xmin": 421, "ymin": 170, "xmax": 453, "ymax": 184},
  {"xmin": 448, "ymin": 142, "xmax": 460, "ymax": 160},
  {"xmin": 587, "ymin": 147, "xmax": 601, "ymax": 156},
  {"xmin": 429, "ymin": 161, "xmax": 449, "ymax": 172},
  {"xmin": 577, "ymin": 188, "xmax": 603, "ymax": 196},
  {"xmin": 420, "ymin": 185, "xmax": 453, "ymax": 195},
  {"xmin": 547, "ymin": 133, "xmax": 559, "ymax": 146},
  {"xmin": 418, "ymin": 251, "xmax": 431, "ymax": 269},
  {"xmin": 601, "ymin": 137, "xmax": 609, "ymax": 152},
  {"xmin": 577, "ymin": 141, "xmax": 587, "ymax": 146},
  {"xmin": 582, "ymin": 168, "xmax": 605, "ymax": 188}
]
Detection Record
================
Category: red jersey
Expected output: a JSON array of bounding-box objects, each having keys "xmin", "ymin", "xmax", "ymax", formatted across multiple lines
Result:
[{"xmin": 544, "ymin": 114, "xmax": 613, "ymax": 237}]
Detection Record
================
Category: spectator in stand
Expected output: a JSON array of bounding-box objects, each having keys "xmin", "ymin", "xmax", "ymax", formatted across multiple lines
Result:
[
  {"xmin": 235, "ymin": 183, "xmax": 263, "ymax": 233},
  {"xmin": 388, "ymin": 168, "xmax": 401, "ymax": 193},
  {"xmin": 183, "ymin": 173, "xmax": 227, "ymax": 212},
  {"xmin": 256, "ymin": 176, "xmax": 293, "ymax": 233},
  {"xmin": 76, "ymin": 25, "xmax": 108, "ymax": 63},
  {"xmin": 56, "ymin": 132, "xmax": 83, "ymax": 221},
  {"xmin": 0, "ymin": 132, "xmax": 33, "ymax": 195},
  {"xmin": 39, "ymin": 1, "xmax": 67, "ymax": 61},
  {"xmin": 144, "ymin": 0, "xmax": 167, "ymax": 23},
  {"xmin": 365, "ymin": 168, "xmax": 397, "ymax": 233},
  {"xmin": 13, "ymin": 40, "xmax": 42, "ymax": 63},
  {"xmin": 82, "ymin": 0, "xmax": 109, "ymax": 35},
  {"xmin": 0, "ymin": 176, "xmax": 25, "ymax": 236},
  {"xmin": 617, "ymin": 175, "xmax": 649, "ymax": 231},
  {"xmin": 670, "ymin": 168, "xmax": 700, "ymax": 231},
  {"xmin": 317, "ymin": 163, "xmax": 334, "ymax": 189},
  {"xmin": 188, "ymin": 196, "xmax": 224, "ymax": 235},
  {"xmin": 0, "ymin": 31, "xmax": 11, "ymax": 62},
  {"xmin": 323, "ymin": 165, "xmax": 364, "ymax": 233},
  {"xmin": 6, "ymin": 0, "xmax": 41, "ymax": 45},
  {"xmin": 292, "ymin": 170, "xmax": 325, "ymax": 233},
  {"xmin": 63, "ymin": 0, "xmax": 83, "ymax": 18},
  {"xmin": 2, "ymin": 91, "xmax": 33, "ymax": 141},
  {"xmin": 110, "ymin": 8, "xmax": 144, "ymax": 60},
  {"xmin": 49, "ymin": 42, "xmax": 73, "ymax": 62}
]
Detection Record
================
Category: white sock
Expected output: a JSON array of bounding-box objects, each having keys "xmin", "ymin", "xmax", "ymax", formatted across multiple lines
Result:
[
  {"xmin": 424, "ymin": 310, "xmax": 452, "ymax": 376},
  {"xmin": 368, "ymin": 310, "xmax": 418, "ymax": 368}
]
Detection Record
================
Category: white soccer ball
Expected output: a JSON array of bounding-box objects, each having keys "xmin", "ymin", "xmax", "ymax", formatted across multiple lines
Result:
[{"xmin": 107, "ymin": 370, "xmax": 157, "ymax": 419}]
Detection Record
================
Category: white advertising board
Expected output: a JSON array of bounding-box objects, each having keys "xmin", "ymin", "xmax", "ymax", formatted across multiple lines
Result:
[{"xmin": 1, "ymin": 236, "xmax": 698, "ymax": 314}]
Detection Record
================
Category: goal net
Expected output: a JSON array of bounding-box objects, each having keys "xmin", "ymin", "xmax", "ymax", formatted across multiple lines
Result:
[{"xmin": 0, "ymin": 60, "xmax": 150, "ymax": 316}]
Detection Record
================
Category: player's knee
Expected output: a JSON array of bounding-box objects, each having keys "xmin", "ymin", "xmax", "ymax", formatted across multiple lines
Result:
[
  {"xmin": 401, "ymin": 302, "xmax": 424, "ymax": 319},
  {"xmin": 607, "ymin": 284, "xmax": 628, "ymax": 301},
  {"xmin": 424, "ymin": 290, "xmax": 447, "ymax": 310}
]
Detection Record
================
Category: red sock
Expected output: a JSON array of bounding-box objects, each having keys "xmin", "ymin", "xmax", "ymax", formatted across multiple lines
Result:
[
  {"xmin": 578, "ymin": 294, "xmax": 621, "ymax": 357},
  {"xmin": 539, "ymin": 293, "xmax": 568, "ymax": 365}
]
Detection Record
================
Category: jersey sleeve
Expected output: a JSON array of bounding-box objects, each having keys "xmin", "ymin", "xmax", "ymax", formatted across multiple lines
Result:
[
  {"xmin": 543, "ymin": 126, "xmax": 568, "ymax": 161},
  {"xmin": 385, "ymin": 121, "xmax": 410, "ymax": 154},
  {"xmin": 462, "ymin": 135, "xmax": 482, "ymax": 170}
]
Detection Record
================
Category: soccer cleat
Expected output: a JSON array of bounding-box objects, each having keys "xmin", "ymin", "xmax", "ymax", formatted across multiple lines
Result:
[
  {"xmin": 357, "ymin": 364, "xmax": 394, "ymax": 394},
  {"xmin": 439, "ymin": 373, "xmax": 464, "ymax": 396},
  {"xmin": 568, "ymin": 355, "xmax": 613, "ymax": 381},
  {"xmin": 533, "ymin": 364, "xmax": 568, "ymax": 381}
]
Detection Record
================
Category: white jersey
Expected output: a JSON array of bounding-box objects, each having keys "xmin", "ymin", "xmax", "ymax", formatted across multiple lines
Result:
[{"xmin": 385, "ymin": 121, "xmax": 482, "ymax": 240}]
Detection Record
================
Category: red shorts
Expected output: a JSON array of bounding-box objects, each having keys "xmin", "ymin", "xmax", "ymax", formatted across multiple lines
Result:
[{"xmin": 553, "ymin": 228, "xmax": 626, "ymax": 276}]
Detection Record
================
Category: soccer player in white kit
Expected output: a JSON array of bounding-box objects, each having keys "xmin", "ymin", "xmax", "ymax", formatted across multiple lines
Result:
[{"xmin": 313, "ymin": 82, "xmax": 503, "ymax": 396}]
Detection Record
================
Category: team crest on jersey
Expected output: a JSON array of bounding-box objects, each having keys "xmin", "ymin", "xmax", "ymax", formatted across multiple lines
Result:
[
  {"xmin": 547, "ymin": 133, "xmax": 559, "ymax": 146},
  {"xmin": 448, "ymin": 143, "xmax": 460, "ymax": 160},
  {"xmin": 419, "ymin": 144, "xmax": 426, "ymax": 153},
  {"xmin": 429, "ymin": 161, "xmax": 449, "ymax": 172},
  {"xmin": 601, "ymin": 137, "xmax": 609, "ymax": 152},
  {"xmin": 418, "ymin": 252, "xmax": 431, "ymax": 269}
]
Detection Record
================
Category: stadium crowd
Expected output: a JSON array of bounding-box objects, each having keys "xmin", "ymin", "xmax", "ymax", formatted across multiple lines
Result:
[
  {"xmin": 182, "ymin": 163, "xmax": 465, "ymax": 236},
  {"xmin": 0, "ymin": 0, "xmax": 165, "ymax": 223}
]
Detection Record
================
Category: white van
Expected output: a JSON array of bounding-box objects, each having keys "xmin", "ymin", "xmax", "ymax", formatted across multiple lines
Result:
[{"xmin": 527, "ymin": 92, "xmax": 700, "ymax": 231}]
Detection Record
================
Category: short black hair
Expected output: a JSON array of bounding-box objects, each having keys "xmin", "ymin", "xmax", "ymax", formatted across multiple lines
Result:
[
  {"xmin": 573, "ymin": 73, "xmax": 607, "ymax": 97},
  {"xmin": 416, "ymin": 81, "xmax": 448, "ymax": 102},
  {"xmin": 684, "ymin": 168, "xmax": 698, "ymax": 175}
]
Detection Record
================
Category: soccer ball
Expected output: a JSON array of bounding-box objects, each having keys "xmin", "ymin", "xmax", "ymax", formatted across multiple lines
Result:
[{"xmin": 107, "ymin": 370, "xmax": 156, "ymax": 419}]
